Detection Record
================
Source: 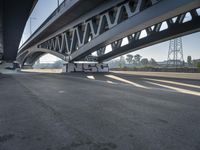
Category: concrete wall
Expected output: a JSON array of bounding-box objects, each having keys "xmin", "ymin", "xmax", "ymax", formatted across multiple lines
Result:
[{"xmin": 0, "ymin": 1, "xmax": 3, "ymax": 58}]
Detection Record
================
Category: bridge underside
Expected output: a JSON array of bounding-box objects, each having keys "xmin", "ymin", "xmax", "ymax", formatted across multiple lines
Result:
[
  {"xmin": 97, "ymin": 8, "xmax": 200, "ymax": 62},
  {"xmin": 0, "ymin": 0, "xmax": 37, "ymax": 61},
  {"xmin": 17, "ymin": 0, "xmax": 200, "ymax": 66}
]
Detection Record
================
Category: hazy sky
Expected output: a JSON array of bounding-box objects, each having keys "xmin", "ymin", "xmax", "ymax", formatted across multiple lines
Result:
[
  {"xmin": 20, "ymin": 0, "xmax": 200, "ymax": 62},
  {"xmin": 130, "ymin": 33, "xmax": 200, "ymax": 61}
]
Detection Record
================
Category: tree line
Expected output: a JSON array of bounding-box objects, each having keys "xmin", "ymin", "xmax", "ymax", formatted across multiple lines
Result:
[
  {"xmin": 108, "ymin": 54, "xmax": 200, "ymax": 69},
  {"xmin": 125, "ymin": 54, "xmax": 157, "ymax": 66}
]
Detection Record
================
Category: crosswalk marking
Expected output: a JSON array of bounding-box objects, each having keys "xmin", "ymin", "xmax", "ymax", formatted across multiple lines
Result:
[
  {"xmin": 144, "ymin": 78, "xmax": 200, "ymax": 89},
  {"xmin": 105, "ymin": 75, "xmax": 148, "ymax": 89},
  {"xmin": 146, "ymin": 81, "xmax": 200, "ymax": 96}
]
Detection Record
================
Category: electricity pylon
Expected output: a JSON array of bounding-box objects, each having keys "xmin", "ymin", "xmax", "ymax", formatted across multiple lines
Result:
[{"xmin": 167, "ymin": 37, "xmax": 184, "ymax": 67}]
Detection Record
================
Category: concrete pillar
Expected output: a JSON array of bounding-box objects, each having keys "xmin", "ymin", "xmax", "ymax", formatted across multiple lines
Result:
[{"xmin": 0, "ymin": 1, "xmax": 3, "ymax": 60}]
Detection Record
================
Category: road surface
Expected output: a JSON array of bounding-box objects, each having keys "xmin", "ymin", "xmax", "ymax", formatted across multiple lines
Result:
[{"xmin": 0, "ymin": 72, "xmax": 200, "ymax": 150}]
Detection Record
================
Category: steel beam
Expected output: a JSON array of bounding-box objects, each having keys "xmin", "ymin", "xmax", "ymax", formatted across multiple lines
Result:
[
  {"xmin": 18, "ymin": 0, "xmax": 200, "ymax": 65},
  {"xmin": 71, "ymin": 0, "xmax": 200, "ymax": 61},
  {"xmin": 19, "ymin": 0, "xmax": 107, "ymax": 53},
  {"xmin": 34, "ymin": 0, "xmax": 158, "ymax": 60},
  {"xmin": 98, "ymin": 9, "xmax": 200, "ymax": 61}
]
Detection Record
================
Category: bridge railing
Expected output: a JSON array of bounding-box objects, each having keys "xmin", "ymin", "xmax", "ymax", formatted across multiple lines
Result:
[{"xmin": 19, "ymin": 0, "xmax": 72, "ymax": 50}]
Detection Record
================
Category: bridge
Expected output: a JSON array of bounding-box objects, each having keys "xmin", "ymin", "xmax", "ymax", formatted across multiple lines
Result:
[
  {"xmin": 0, "ymin": 0, "xmax": 37, "ymax": 61},
  {"xmin": 0, "ymin": 1, "xmax": 200, "ymax": 149},
  {"xmin": 16, "ymin": 0, "xmax": 200, "ymax": 71}
]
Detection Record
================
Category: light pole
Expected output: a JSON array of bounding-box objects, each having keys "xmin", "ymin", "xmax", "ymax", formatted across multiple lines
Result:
[
  {"xmin": 57, "ymin": 0, "xmax": 60, "ymax": 12},
  {"xmin": 29, "ymin": 17, "xmax": 37, "ymax": 36},
  {"xmin": 57, "ymin": 0, "xmax": 60, "ymax": 7}
]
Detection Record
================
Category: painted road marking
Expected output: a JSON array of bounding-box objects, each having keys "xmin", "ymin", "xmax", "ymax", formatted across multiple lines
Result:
[
  {"xmin": 146, "ymin": 81, "xmax": 200, "ymax": 96},
  {"xmin": 106, "ymin": 80, "xmax": 118, "ymax": 85},
  {"xmin": 87, "ymin": 75, "xmax": 95, "ymax": 80},
  {"xmin": 144, "ymin": 78, "xmax": 200, "ymax": 89},
  {"xmin": 105, "ymin": 75, "xmax": 148, "ymax": 89}
]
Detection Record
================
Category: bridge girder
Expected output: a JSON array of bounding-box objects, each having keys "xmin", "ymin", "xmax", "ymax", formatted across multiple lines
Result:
[
  {"xmin": 1, "ymin": 0, "xmax": 37, "ymax": 61},
  {"xmin": 97, "ymin": 8, "xmax": 200, "ymax": 62},
  {"xmin": 17, "ymin": 0, "xmax": 200, "ymax": 66}
]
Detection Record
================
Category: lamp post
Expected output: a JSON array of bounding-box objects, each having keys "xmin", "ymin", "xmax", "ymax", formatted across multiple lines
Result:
[
  {"xmin": 57, "ymin": 0, "xmax": 60, "ymax": 7},
  {"xmin": 57, "ymin": 0, "xmax": 60, "ymax": 12},
  {"xmin": 29, "ymin": 17, "xmax": 37, "ymax": 36}
]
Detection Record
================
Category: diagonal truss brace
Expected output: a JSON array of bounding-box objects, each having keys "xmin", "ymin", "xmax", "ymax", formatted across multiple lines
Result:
[
  {"xmin": 38, "ymin": 0, "xmax": 160, "ymax": 58},
  {"xmin": 95, "ymin": 8, "xmax": 200, "ymax": 62}
]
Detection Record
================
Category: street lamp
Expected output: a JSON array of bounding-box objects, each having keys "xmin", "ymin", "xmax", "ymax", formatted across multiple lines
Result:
[
  {"xmin": 57, "ymin": 0, "xmax": 60, "ymax": 7},
  {"xmin": 29, "ymin": 17, "xmax": 37, "ymax": 35},
  {"xmin": 57, "ymin": 0, "xmax": 60, "ymax": 12}
]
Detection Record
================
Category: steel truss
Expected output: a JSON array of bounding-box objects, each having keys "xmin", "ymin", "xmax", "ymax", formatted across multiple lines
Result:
[
  {"xmin": 38, "ymin": 0, "xmax": 160, "ymax": 59},
  {"xmin": 96, "ymin": 8, "xmax": 200, "ymax": 62},
  {"xmin": 19, "ymin": 0, "xmax": 200, "ymax": 65}
]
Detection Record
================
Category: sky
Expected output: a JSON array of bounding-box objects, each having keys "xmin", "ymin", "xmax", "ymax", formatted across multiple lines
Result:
[
  {"xmin": 20, "ymin": 0, "xmax": 200, "ymax": 63},
  {"xmin": 130, "ymin": 33, "xmax": 200, "ymax": 61}
]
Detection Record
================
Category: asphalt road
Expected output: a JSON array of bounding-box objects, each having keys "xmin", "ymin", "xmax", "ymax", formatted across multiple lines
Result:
[{"xmin": 0, "ymin": 72, "xmax": 200, "ymax": 150}]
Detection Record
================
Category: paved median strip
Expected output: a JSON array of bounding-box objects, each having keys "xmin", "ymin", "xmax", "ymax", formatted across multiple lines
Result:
[
  {"xmin": 146, "ymin": 81, "xmax": 200, "ymax": 96},
  {"xmin": 144, "ymin": 78, "xmax": 200, "ymax": 89}
]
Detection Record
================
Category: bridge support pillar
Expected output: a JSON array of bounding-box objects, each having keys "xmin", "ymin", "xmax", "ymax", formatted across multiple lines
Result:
[
  {"xmin": 63, "ymin": 63, "xmax": 109, "ymax": 73},
  {"xmin": 0, "ymin": 1, "xmax": 3, "ymax": 59}
]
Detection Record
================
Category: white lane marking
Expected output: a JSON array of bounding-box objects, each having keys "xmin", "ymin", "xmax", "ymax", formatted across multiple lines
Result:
[
  {"xmin": 144, "ymin": 78, "xmax": 200, "ymax": 89},
  {"xmin": 58, "ymin": 90, "xmax": 65, "ymax": 94},
  {"xmin": 105, "ymin": 75, "xmax": 148, "ymax": 89},
  {"xmin": 146, "ymin": 81, "xmax": 200, "ymax": 96},
  {"xmin": 87, "ymin": 75, "xmax": 95, "ymax": 80},
  {"xmin": 106, "ymin": 80, "xmax": 118, "ymax": 85}
]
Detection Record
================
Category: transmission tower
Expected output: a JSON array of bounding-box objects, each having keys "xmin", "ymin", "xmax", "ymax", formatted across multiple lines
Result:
[{"xmin": 167, "ymin": 37, "xmax": 184, "ymax": 67}]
